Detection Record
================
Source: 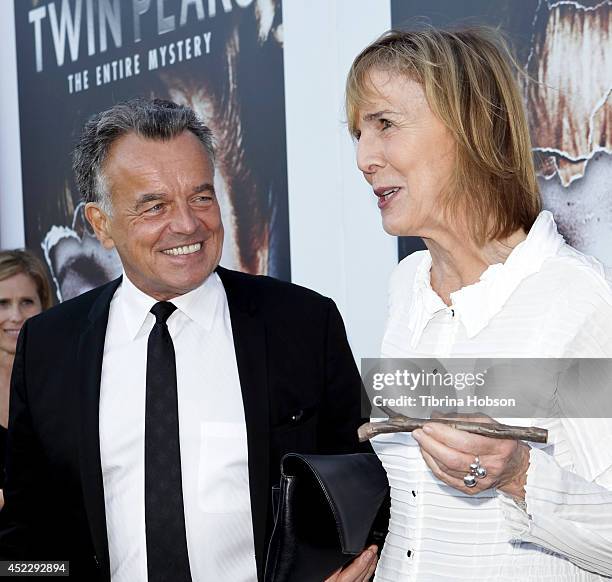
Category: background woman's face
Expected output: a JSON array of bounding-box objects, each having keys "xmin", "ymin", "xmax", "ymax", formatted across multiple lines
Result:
[
  {"xmin": 355, "ymin": 69, "xmax": 457, "ymax": 237},
  {"xmin": 0, "ymin": 273, "xmax": 42, "ymax": 356}
]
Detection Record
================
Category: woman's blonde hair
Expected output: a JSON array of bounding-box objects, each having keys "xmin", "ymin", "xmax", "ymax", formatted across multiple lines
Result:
[
  {"xmin": 0, "ymin": 250, "xmax": 54, "ymax": 310},
  {"xmin": 346, "ymin": 26, "xmax": 541, "ymax": 244}
]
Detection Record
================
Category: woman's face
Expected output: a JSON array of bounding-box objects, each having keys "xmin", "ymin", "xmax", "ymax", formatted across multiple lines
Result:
[
  {"xmin": 0, "ymin": 273, "xmax": 43, "ymax": 356},
  {"xmin": 355, "ymin": 69, "xmax": 457, "ymax": 237}
]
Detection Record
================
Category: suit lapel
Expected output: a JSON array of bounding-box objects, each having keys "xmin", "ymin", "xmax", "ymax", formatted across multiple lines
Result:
[
  {"xmin": 217, "ymin": 267, "xmax": 271, "ymax": 580},
  {"xmin": 76, "ymin": 278, "xmax": 121, "ymax": 579}
]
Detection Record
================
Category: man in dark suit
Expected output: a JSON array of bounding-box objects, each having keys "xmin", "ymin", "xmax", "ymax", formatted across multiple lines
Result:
[{"xmin": 0, "ymin": 99, "xmax": 378, "ymax": 582}]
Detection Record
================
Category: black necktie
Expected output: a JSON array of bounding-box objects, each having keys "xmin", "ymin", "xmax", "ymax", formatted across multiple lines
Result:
[{"xmin": 145, "ymin": 302, "xmax": 192, "ymax": 582}]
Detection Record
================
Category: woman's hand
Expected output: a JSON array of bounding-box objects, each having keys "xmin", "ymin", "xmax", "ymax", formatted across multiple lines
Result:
[
  {"xmin": 411, "ymin": 415, "xmax": 530, "ymax": 499},
  {"xmin": 324, "ymin": 545, "xmax": 378, "ymax": 582}
]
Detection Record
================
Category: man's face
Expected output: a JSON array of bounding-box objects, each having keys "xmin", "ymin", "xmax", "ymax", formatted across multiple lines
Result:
[{"xmin": 85, "ymin": 131, "xmax": 223, "ymax": 300}]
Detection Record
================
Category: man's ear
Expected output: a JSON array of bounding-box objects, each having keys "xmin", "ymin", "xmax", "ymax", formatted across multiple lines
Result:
[{"xmin": 84, "ymin": 203, "xmax": 115, "ymax": 250}]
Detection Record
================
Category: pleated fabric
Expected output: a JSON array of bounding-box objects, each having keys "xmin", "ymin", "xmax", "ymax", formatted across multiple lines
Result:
[{"xmin": 373, "ymin": 212, "xmax": 612, "ymax": 581}]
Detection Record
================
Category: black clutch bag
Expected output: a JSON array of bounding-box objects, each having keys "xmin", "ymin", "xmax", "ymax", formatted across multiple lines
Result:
[{"xmin": 264, "ymin": 453, "xmax": 389, "ymax": 582}]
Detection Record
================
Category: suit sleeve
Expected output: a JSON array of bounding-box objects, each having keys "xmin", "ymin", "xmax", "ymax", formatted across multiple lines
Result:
[
  {"xmin": 0, "ymin": 320, "xmax": 47, "ymax": 558},
  {"xmin": 316, "ymin": 299, "xmax": 372, "ymax": 454}
]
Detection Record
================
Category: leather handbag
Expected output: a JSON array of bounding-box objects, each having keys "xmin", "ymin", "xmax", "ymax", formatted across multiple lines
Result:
[{"xmin": 264, "ymin": 453, "xmax": 389, "ymax": 582}]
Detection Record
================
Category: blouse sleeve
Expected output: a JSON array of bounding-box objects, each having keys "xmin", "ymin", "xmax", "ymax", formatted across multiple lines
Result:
[
  {"xmin": 498, "ymin": 271, "xmax": 612, "ymax": 577},
  {"xmin": 498, "ymin": 444, "xmax": 612, "ymax": 577}
]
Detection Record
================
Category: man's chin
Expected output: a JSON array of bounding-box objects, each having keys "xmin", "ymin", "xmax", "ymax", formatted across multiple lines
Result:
[{"xmin": 154, "ymin": 272, "xmax": 214, "ymax": 299}]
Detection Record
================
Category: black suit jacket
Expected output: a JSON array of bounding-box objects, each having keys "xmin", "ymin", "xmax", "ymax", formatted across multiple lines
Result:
[{"xmin": 0, "ymin": 267, "xmax": 368, "ymax": 581}]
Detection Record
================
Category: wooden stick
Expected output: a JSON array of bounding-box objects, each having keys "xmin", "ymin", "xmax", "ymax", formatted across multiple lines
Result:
[{"xmin": 358, "ymin": 417, "xmax": 548, "ymax": 444}]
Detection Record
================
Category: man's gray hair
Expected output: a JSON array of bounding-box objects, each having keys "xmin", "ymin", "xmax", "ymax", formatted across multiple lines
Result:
[{"xmin": 72, "ymin": 98, "xmax": 215, "ymax": 215}]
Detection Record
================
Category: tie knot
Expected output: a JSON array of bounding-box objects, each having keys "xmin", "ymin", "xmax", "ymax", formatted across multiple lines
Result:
[{"xmin": 150, "ymin": 301, "xmax": 177, "ymax": 324}]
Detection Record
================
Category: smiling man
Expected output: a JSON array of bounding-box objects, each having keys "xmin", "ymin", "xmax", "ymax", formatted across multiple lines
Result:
[
  {"xmin": 84, "ymin": 129, "xmax": 223, "ymax": 301},
  {"xmin": 0, "ymin": 99, "xmax": 377, "ymax": 582}
]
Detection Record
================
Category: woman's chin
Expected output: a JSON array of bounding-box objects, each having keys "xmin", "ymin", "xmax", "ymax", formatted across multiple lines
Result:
[
  {"xmin": 382, "ymin": 219, "xmax": 415, "ymax": 238},
  {"xmin": 0, "ymin": 345, "xmax": 17, "ymax": 358}
]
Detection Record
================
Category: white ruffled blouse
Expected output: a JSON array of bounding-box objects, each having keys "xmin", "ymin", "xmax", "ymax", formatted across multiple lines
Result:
[{"xmin": 372, "ymin": 211, "xmax": 612, "ymax": 581}]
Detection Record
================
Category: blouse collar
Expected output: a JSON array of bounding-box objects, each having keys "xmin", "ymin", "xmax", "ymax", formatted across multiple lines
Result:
[{"xmin": 406, "ymin": 211, "xmax": 566, "ymax": 347}]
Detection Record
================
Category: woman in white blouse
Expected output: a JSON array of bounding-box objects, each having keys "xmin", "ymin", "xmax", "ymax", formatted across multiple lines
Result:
[{"xmin": 344, "ymin": 27, "xmax": 612, "ymax": 581}]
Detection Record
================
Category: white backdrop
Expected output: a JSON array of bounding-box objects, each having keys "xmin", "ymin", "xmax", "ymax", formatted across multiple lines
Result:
[
  {"xmin": 0, "ymin": 0, "xmax": 397, "ymax": 365},
  {"xmin": 0, "ymin": 0, "xmax": 25, "ymax": 251}
]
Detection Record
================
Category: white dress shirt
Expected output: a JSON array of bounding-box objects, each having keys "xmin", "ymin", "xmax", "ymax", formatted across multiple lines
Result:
[
  {"xmin": 373, "ymin": 211, "xmax": 612, "ymax": 581},
  {"xmin": 99, "ymin": 272, "xmax": 257, "ymax": 582}
]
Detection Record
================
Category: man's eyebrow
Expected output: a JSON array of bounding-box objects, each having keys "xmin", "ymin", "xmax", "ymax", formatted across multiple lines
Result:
[
  {"xmin": 193, "ymin": 183, "xmax": 215, "ymax": 195},
  {"xmin": 133, "ymin": 184, "xmax": 215, "ymax": 210},
  {"xmin": 134, "ymin": 192, "xmax": 167, "ymax": 209},
  {"xmin": 363, "ymin": 110, "xmax": 399, "ymax": 121}
]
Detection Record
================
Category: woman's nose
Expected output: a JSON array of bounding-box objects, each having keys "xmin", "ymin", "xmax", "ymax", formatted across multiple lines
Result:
[
  {"xmin": 8, "ymin": 304, "xmax": 24, "ymax": 323},
  {"xmin": 356, "ymin": 133, "xmax": 385, "ymax": 176}
]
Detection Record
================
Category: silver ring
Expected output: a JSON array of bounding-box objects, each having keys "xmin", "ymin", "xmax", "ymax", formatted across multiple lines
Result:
[
  {"xmin": 463, "ymin": 473, "xmax": 477, "ymax": 487},
  {"xmin": 464, "ymin": 456, "xmax": 487, "ymax": 488}
]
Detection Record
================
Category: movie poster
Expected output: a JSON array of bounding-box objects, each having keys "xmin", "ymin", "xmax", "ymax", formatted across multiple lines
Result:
[
  {"xmin": 392, "ymin": 0, "xmax": 612, "ymax": 266},
  {"xmin": 15, "ymin": 0, "xmax": 290, "ymax": 302}
]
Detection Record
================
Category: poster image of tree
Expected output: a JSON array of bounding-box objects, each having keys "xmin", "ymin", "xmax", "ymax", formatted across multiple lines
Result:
[
  {"xmin": 15, "ymin": 0, "xmax": 290, "ymax": 302},
  {"xmin": 392, "ymin": 0, "xmax": 612, "ymax": 267}
]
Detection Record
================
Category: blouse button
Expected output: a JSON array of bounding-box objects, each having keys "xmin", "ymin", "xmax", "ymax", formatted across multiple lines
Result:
[{"xmin": 407, "ymin": 550, "xmax": 413, "ymax": 558}]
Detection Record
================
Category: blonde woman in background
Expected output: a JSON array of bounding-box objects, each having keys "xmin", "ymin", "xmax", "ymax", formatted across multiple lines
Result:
[
  {"xmin": 344, "ymin": 27, "xmax": 612, "ymax": 581},
  {"xmin": 0, "ymin": 250, "xmax": 52, "ymax": 508}
]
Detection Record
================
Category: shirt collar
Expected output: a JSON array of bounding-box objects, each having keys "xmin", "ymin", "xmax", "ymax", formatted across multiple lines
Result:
[
  {"xmin": 117, "ymin": 272, "xmax": 223, "ymax": 340},
  {"xmin": 406, "ymin": 210, "xmax": 566, "ymax": 346}
]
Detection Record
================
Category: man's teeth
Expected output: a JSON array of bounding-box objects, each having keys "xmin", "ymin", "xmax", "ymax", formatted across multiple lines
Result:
[
  {"xmin": 162, "ymin": 243, "xmax": 202, "ymax": 256},
  {"xmin": 382, "ymin": 188, "xmax": 399, "ymax": 197}
]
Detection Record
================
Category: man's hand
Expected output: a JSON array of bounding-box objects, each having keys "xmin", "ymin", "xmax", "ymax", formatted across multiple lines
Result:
[{"xmin": 324, "ymin": 545, "xmax": 378, "ymax": 582}]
